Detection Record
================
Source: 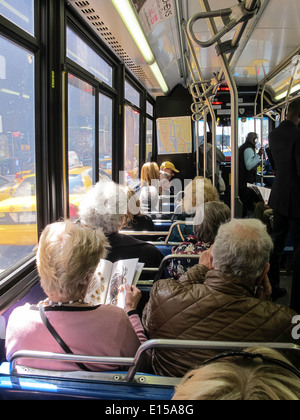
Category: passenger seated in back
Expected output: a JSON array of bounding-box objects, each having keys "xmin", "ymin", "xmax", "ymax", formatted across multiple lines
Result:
[
  {"xmin": 122, "ymin": 187, "xmax": 156, "ymax": 232},
  {"xmin": 139, "ymin": 162, "xmax": 160, "ymax": 214},
  {"xmin": 6, "ymin": 220, "xmax": 149, "ymax": 372},
  {"xmin": 168, "ymin": 201, "xmax": 231, "ymax": 279},
  {"xmin": 79, "ymin": 181, "xmax": 163, "ymax": 276},
  {"xmin": 173, "ymin": 347, "xmax": 300, "ymax": 400},
  {"xmin": 143, "ymin": 219, "xmax": 299, "ymax": 377},
  {"xmin": 170, "ymin": 176, "xmax": 220, "ymax": 242}
]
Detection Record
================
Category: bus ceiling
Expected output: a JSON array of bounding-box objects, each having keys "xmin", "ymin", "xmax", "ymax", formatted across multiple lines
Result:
[{"xmin": 68, "ymin": 0, "xmax": 300, "ymax": 101}]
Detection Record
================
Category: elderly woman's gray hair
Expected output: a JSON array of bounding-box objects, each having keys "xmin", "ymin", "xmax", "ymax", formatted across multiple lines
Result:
[
  {"xmin": 79, "ymin": 181, "xmax": 128, "ymax": 234},
  {"xmin": 193, "ymin": 201, "xmax": 231, "ymax": 243},
  {"xmin": 211, "ymin": 218, "xmax": 274, "ymax": 280},
  {"xmin": 37, "ymin": 220, "xmax": 109, "ymax": 301}
]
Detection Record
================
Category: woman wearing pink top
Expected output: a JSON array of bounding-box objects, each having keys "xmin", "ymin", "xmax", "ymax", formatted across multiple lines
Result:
[{"xmin": 6, "ymin": 220, "xmax": 149, "ymax": 372}]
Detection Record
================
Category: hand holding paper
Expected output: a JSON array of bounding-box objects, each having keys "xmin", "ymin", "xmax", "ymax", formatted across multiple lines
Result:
[{"xmin": 125, "ymin": 284, "xmax": 142, "ymax": 312}]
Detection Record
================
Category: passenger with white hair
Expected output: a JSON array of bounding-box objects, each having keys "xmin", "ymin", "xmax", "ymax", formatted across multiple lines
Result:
[
  {"xmin": 6, "ymin": 220, "xmax": 149, "ymax": 372},
  {"xmin": 173, "ymin": 346, "xmax": 300, "ymax": 400},
  {"xmin": 79, "ymin": 181, "xmax": 163, "ymax": 274},
  {"xmin": 143, "ymin": 219, "xmax": 299, "ymax": 377}
]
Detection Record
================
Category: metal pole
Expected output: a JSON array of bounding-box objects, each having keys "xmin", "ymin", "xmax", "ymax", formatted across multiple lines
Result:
[
  {"xmin": 199, "ymin": 0, "xmax": 241, "ymax": 218},
  {"xmin": 195, "ymin": 118, "xmax": 200, "ymax": 177},
  {"xmin": 260, "ymin": 84, "xmax": 266, "ymax": 186},
  {"xmin": 182, "ymin": 23, "xmax": 217, "ymax": 187},
  {"xmin": 203, "ymin": 110, "xmax": 208, "ymax": 177}
]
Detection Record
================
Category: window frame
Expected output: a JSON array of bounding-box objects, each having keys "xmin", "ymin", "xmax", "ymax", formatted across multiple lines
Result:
[
  {"xmin": 0, "ymin": 0, "xmax": 43, "ymax": 302},
  {"xmin": 64, "ymin": 17, "xmax": 118, "ymax": 217},
  {"xmin": 0, "ymin": 1, "xmax": 157, "ymax": 305}
]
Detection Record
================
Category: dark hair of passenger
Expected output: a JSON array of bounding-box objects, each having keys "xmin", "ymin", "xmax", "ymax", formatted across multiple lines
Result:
[{"xmin": 288, "ymin": 99, "xmax": 300, "ymax": 116}]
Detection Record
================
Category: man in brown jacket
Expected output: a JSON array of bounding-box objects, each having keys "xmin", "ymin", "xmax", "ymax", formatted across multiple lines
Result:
[{"xmin": 143, "ymin": 219, "xmax": 299, "ymax": 377}]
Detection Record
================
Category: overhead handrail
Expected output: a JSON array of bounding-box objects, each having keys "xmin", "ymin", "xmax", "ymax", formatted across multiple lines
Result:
[
  {"xmin": 253, "ymin": 92, "xmax": 300, "ymax": 119},
  {"xmin": 193, "ymin": 0, "xmax": 260, "ymax": 218},
  {"xmin": 187, "ymin": 0, "xmax": 260, "ymax": 49},
  {"xmin": 190, "ymin": 79, "xmax": 222, "ymax": 102},
  {"xmin": 10, "ymin": 340, "xmax": 300, "ymax": 383}
]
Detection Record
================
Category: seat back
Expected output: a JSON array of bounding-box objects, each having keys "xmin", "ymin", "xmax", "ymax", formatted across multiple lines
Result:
[
  {"xmin": 2, "ymin": 340, "xmax": 299, "ymax": 400},
  {"xmin": 153, "ymin": 254, "xmax": 200, "ymax": 282}
]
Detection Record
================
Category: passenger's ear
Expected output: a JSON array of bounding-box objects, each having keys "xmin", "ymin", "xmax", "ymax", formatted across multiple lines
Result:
[{"xmin": 256, "ymin": 262, "xmax": 270, "ymax": 286}]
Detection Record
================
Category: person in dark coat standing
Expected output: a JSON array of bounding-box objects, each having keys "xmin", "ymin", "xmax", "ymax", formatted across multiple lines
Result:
[
  {"xmin": 238, "ymin": 132, "xmax": 265, "ymax": 217},
  {"xmin": 268, "ymin": 98, "xmax": 300, "ymax": 310}
]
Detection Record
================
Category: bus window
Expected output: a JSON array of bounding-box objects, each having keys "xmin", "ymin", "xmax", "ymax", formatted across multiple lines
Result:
[
  {"xmin": 67, "ymin": 26, "xmax": 113, "ymax": 87},
  {"xmin": 124, "ymin": 105, "xmax": 139, "ymax": 186},
  {"xmin": 0, "ymin": 35, "xmax": 36, "ymax": 269},
  {"xmin": 99, "ymin": 93, "xmax": 113, "ymax": 176},
  {"xmin": 68, "ymin": 74, "xmax": 95, "ymax": 210},
  {"xmin": 146, "ymin": 118, "xmax": 153, "ymax": 162},
  {"xmin": 146, "ymin": 101, "xmax": 153, "ymax": 117},
  {"xmin": 0, "ymin": 0, "xmax": 34, "ymax": 35},
  {"xmin": 146, "ymin": 100, "xmax": 154, "ymax": 162},
  {"xmin": 125, "ymin": 81, "xmax": 140, "ymax": 108},
  {"xmin": 239, "ymin": 117, "xmax": 269, "ymax": 147}
]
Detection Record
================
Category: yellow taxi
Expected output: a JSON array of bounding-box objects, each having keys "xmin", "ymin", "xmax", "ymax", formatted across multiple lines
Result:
[
  {"xmin": 14, "ymin": 163, "xmax": 35, "ymax": 183},
  {"xmin": 0, "ymin": 167, "xmax": 110, "ymax": 246},
  {"xmin": 99, "ymin": 158, "xmax": 112, "ymax": 176},
  {"xmin": 0, "ymin": 176, "xmax": 19, "ymax": 201}
]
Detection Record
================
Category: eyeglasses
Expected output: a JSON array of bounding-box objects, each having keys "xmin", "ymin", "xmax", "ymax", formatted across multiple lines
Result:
[{"xmin": 203, "ymin": 351, "xmax": 300, "ymax": 379}]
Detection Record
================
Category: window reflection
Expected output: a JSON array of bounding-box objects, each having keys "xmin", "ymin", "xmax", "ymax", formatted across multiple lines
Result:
[
  {"xmin": 67, "ymin": 27, "xmax": 113, "ymax": 87},
  {"xmin": 99, "ymin": 93, "xmax": 112, "ymax": 176},
  {"xmin": 0, "ymin": 0, "xmax": 34, "ymax": 35},
  {"xmin": 125, "ymin": 81, "xmax": 140, "ymax": 108},
  {"xmin": 146, "ymin": 118, "xmax": 153, "ymax": 162},
  {"xmin": 68, "ymin": 74, "xmax": 95, "ymax": 216},
  {"xmin": 125, "ymin": 105, "xmax": 139, "ymax": 186},
  {"xmin": 0, "ymin": 35, "xmax": 36, "ymax": 270}
]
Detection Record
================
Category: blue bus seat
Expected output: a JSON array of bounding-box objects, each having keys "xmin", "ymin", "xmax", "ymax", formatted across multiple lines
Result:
[
  {"xmin": 154, "ymin": 244, "xmax": 174, "ymax": 257},
  {"xmin": 153, "ymin": 221, "xmax": 173, "ymax": 232},
  {"xmin": 0, "ymin": 363, "xmax": 176, "ymax": 400},
  {"xmin": 1, "ymin": 340, "xmax": 299, "ymax": 400}
]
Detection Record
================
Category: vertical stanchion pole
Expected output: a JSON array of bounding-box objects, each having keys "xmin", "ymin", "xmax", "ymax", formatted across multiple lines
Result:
[
  {"xmin": 183, "ymin": 23, "xmax": 217, "ymax": 187},
  {"xmin": 198, "ymin": 0, "xmax": 241, "ymax": 218}
]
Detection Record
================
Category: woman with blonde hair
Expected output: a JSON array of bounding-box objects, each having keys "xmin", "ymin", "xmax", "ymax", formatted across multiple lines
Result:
[
  {"xmin": 141, "ymin": 162, "xmax": 159, "ymax": 187},
  {"xmin": 6, "ymin": 220, "xmax": 149, "ymax": 372},
  {"xmin": 140, "ymin": 162, "xmax": 160, "ymax": 213},
  {"xmin": 173, "ymin": 347, "xmax": 300, "ymax": 400}
]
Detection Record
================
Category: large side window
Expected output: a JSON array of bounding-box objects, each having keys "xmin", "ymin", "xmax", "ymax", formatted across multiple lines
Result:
[
  {"xmin": 66, "ymin": 25, "xmax": 114, "ymax": 212},
  {"xmin": 0, "ymin": 34, "xmax": 36, "ymax": 272},
  {"xmin": 125, "ymin": 81, "xmax": 140, "ymax": 186},
  {"xmin": 99, "ymin": 93, "xmax": 113, "ymax": 180},
  {"xmin": 0, "ymin": 0, "xmax": 34, "ymax": 35},
  {"xmin": 146, "ymin": 101, "xmax": 154, "ymax": 162},
  {"xmin": 68, "ymin": 74, "xmax": 95, "ymax": 217},
  {"xmin": 67, "ymin": 26, "xmax": 113, "ymax": 87},
  {"xmin": 124, "ymin": 105, "xmax": 140, "ymax": 187}
]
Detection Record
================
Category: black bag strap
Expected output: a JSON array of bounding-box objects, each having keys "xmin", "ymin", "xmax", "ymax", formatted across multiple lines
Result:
[{"xmin": 38, "ymin": 303, "xmax": 92, "ymax": 372}]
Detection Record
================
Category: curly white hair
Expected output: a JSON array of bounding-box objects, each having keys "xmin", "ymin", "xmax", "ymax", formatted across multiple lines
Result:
[{"xmin": 79, "ymin": 181, "xmax": 128, "ymax": 234}]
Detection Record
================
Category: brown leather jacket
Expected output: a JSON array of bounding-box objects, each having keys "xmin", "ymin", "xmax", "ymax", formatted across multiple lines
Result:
[{"xmin": 142, "ymin": 265, "xmax": 299, "ymax": 377}]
